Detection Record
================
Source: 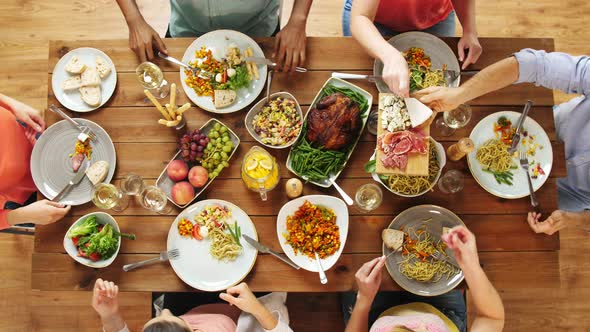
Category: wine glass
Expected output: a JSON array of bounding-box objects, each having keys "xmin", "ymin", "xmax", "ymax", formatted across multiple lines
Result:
[
  {"xmin": 92, "ymin": 183, "xmax": 129, "ymax": 212},
  {"xmin": 435, "ymin": 104, "xmax": 472, "ymax": 136},
  {"xmin": 136, "ymin": 62, "xmax": 169, "ymax": 99},
  {"xmin": 138, "ymin": 185, "xmax": 172, "ymax": 214},
  {"xmin": 438, "ymin": 170, "xmax": 465, "ymax": 194},
  {"xmin": 355, "ymin": 183, "xmax": 383, "ymax": 211},
  {"xmin": 120, "ymin": 173, "xmax": 145, "ymax": 196},
  {"xmin": 366, "ymin": 107, "xmax": 379, "ymax": 135}
]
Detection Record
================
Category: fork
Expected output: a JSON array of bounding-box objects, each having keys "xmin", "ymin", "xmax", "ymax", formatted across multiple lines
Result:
[
  {"xmin": 157, "ymin": 52, "xmax": 211, "ymax": 79},
  {"xmin": 519, "ymin": 152, "xmax": 539, "ymax": 208},
  {"xmin": 49, "ymin": 104, "xmax": 96, "ymax": 141},
  {"xmin": 431, "ymin": 251, "xmax": 461, "ymax": 270},
  {"xmin": 122, "ymin": 249, "xmax": 180, "ymax": 272}
]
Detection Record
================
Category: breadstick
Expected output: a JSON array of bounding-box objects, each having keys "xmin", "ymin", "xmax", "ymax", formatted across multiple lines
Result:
[
  {"xmin": 144, "ymin": 89, "xmax": 171, "ymax": 121},
  {"xmin": 158, "ymin": 118, "xmax": 181, "ymax": 127},
  {"xmin": 247, "ymin": 48, "xmax": 260, "ymax": 80},
  {"xmin": 244, "ymin": 49, "xmax": 253, "ymax": 78},
  {"xmin": 175, "ymin": 103, "xmax": 191, "ymax": 115},
  {"xmin": 164, "ymin": 103, "xmax": 176, "ymax": 119},
  {"xmin": 169, "ymin": 83, "xmax": 177, "ymax": 112}
]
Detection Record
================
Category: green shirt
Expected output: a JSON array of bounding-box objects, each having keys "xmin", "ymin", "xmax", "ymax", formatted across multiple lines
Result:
[{"xmin": 169, "ymin": 0, "xmax": 280, "ymax": 37}]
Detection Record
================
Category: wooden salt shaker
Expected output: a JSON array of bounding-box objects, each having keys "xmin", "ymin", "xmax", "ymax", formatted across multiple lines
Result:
[{"xmin": 447, "ymin": 138, "xmax": 474, "ymax": 161}]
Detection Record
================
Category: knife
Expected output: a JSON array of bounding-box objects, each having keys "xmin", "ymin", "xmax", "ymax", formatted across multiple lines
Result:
[
  {"xmin": 331, "ymin": 72, "xmax": 382, "ymax": 83},
  {"xmin": 243, "ymin": 56, "xmax": 308, "ymax": 73},
  {"xmin": 242, "ymin": 234, "xmax": 300, "ymax": 270},
  {"xmin": 509, "ymin": 100, "xmax": 533, "ymax": 153},
  {"xmin": 52, "ymin": 160, "xmax": 90, "ymax": 203}
]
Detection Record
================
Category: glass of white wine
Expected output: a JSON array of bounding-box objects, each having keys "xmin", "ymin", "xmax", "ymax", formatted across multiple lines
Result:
[
  {"xmin": 435, "ymin": 104, "xmax": 472, "ymax": 136},
  {"xmin": 136, "ymin": 62, "xmax": 169, "ymax": 99},
  {"xmin": 120, "ymin": 173, "xmax": 145, "ymax": 196},
  {"xmin": 355, "ymin": 183, "xmax": 383, "ymax": 211},
  {"xmin": 138, "ymin": 185, "xmax": 171, "ymax": 215},
  {"xmin": 92, "ymin": 183, "xmax": 129, "ymax": 212}
]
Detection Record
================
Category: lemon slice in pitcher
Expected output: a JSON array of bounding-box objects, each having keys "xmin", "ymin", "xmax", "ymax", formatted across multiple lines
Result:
[
  {"xmin": 259, "ymin": 158, "xmax": 273, "ymax": 170},
  {"xmin": 246, "ymin": 158, "xmax": 258, "ymax": 171}
]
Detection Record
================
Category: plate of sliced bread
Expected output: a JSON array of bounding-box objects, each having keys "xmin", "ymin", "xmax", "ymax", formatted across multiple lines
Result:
[{"xmin": 52, "ymin": 47, "xmax": 117, "ymax": 112}]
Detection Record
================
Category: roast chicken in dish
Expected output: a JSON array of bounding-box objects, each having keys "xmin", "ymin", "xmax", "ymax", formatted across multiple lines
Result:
[{"xmin": 306, "ymin": 93, "xmax": 362, "ymax": 150}]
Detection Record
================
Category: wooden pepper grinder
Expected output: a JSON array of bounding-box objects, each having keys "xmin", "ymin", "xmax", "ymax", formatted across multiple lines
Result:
[{"xmin": 447, "ymin": 138, "xmax": 474, "ymax": 161}]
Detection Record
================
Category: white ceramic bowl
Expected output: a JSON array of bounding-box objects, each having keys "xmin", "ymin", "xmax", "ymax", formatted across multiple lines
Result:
[
  {"xmin": 276, "ymin": 195, "xmax": 349, "ymax": 272},
  {"xmin": 63, "ymin": 212, "xmax": 121, "ymax": 268},
  {"xmin": 370, "ymin": 139, "xmax": 446, "ymax": 197},
  {"xmin": 244, "ymin": 92, "xmax": 303, "ymax": 149}
]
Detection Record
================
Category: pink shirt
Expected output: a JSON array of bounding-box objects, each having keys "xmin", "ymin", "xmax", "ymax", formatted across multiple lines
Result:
[
  {"xmin": 370, "ymin": 313, "xmax": 451, "ymax": 332},
  {"xmin": 374, "ymin": 0, "xmax": 454, "ymax": 32}
]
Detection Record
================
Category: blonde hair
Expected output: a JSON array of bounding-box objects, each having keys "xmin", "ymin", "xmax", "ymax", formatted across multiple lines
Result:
[{"xmin": 390, "ymin": 326, "xmax": 417, "ymax": 332}]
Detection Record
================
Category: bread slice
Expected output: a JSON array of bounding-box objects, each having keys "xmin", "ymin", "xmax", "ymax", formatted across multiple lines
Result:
[
  {"xmin": 65, "ymin": 56, "xmax": 86, "ymax": 74},
  {"xmin": 214, "ymin": 90, "xmax": 237, "ymax": 108},
  {"xmin": 81, "ymin": 67, "xmax": 101, "ymax": 87},
  {"xmin": 442, "ymin": 227, "xmax": 452, "ymax": 236},
  {"xmin": 79, "ymin": 86, "xmax": 101, "ymax": 107},
  {"xmin": 61, "ymin": 75, "xmax": 82, "ymax": 91},
  {"xmin": 86, "ymin": 160, "xmax": 109, "ymax": 185},
  {"xmin": 95, "ymin": 56, "xmax": 111, "ymax": 79},
  {"xmin": 382, "ymin": 229, "xmax": 405, "ymax": 250}
]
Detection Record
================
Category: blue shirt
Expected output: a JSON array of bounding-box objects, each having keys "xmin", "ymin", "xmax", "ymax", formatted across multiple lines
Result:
[{"xmin": 514, "ymin": 49, "xmax": 590, "ymax": 212}]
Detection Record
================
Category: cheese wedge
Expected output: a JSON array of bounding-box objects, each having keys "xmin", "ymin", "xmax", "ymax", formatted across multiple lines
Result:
[
  {"xmin": 81, "ymin": 67, "xmax": 101, "ymax": 87},
  {"xmin": 95, "ymin": 56, "xmax": 111, "ymax": 79},
  {"xmin": 85, "ymin": 160, "xmax": 109, "ymax": 186},
  {"xmin": 79, "ymin": 86, "xmax": 101, "ymax": 107},
  {"xmin": 61, "ymin": 75, "xmax": 82, "ymax": 91},
  {"xmin": 214, "ymin": 90, "xmax": 237, "ymax": 108},
  {"xmin": 382, "ymin": 229, "xmax": 405, "ymax": 250},
  {"xmin": 65, "ymin": 56, "xmax": 86, "ymax": 74}
]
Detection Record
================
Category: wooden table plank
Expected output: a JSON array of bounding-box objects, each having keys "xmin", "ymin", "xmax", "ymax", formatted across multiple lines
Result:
[
  {"xmin": 35, "ymin": 213, "xmax": 559, "ymax": 254},
  {"xmin": 48, "ymin": 37, "xmax": 555, "ymax": 73},
  {"xmin": 48, "ymin": 71, "xmax": 555, "ymax": 107},
  {"xmin": 31, "ymin": 251, "xmax": 559, "ymax": 292}
]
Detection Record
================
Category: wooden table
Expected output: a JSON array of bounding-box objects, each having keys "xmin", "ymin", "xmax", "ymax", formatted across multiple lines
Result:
[{"xmin": 33, "ymin": 37, "xmax": 562, "ymax": 300}]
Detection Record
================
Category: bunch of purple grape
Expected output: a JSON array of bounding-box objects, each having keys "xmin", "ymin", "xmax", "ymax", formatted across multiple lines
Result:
[{"xmin": 179, "ymin": 129, "xmax": 209, "ymax": 162}]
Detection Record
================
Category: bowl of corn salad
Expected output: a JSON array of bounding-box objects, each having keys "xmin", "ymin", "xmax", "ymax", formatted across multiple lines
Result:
[
  {"xmin": 245, "ymin": 92, "xmax": 303, "ymax": 149},
  {"xmin": 276, "ymin": 195, "xmax": 349, "ymax": 272}
]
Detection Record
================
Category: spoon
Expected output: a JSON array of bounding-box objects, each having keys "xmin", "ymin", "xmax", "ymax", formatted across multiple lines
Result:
[
  {"xmin": 314, "ymin": 252, "xmax": 328, "ymax": 284},
  {"xmin": 328, "ymin": 178, "xmax": 353, "ymax": 205}
]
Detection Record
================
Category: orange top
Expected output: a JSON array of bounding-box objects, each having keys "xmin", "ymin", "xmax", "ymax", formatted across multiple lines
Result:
[
  {"xmin": 0, "ymin": 106, "xmax": 36, "ymax": 229},
  {"xmin": 374, "ymin": 0, "xmax": 454, "ymax": 32}
]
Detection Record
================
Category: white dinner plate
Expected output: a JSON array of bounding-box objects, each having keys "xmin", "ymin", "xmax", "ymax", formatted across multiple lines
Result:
[
  {"xmin": 52, "ymin": 47, "xmax": 117, "ymax": 112},
  {"xmin": 467, "ymin": 111, "xmax": 553, "ymax": 199},
  {"xmin": 180, "ymin": 30, "xmax": 268, "ymax": 113},
  {"xmin": 373, "ymin": 31, "xmax": 460, "ymax": 93},
  {"xmin": 167, "ymin": 199, "xmax": 258, "ymax": 291},
  {"xmin": 276, "ymin": 195, "xmax": 349, "ymax": 272},
  {"xmin": 30, "ymin": 119, "xmax": 116, "ymax": 205}
]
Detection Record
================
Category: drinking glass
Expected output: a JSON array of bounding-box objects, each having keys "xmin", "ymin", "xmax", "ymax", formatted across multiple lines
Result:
[
  {"xmin": 438, "ymin": 170, "xmax": 465, "ymax": 194},
  {"xmin": 366, "ymin": 107, "xmax": 379, "ymax": 135},
  {"xmin": 355, "ymin": 183, "xmax": 383, "ymax": 211},
  {"xmin": 120, "ymin": 173, "xmax": 145, "ymax": 196},
  {"xmin": 435, "ymin": 104, "xmax": 472, "ymax": 136},
  {"xmin": 92, "ymin": 183, "xmax": 129, "ymax": 212},
  {"xmin": 136, "ymin": 62, "xmax": 169, "ymax": 99},
  {"xmin": 138, "ymin": 185, "xmax": 172, "ymax": 214}
]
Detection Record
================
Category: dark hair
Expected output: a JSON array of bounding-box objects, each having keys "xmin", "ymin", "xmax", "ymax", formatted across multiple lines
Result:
[{"xmin": 142, "ymin": 321, "xmax": 192, "ymax": 332}]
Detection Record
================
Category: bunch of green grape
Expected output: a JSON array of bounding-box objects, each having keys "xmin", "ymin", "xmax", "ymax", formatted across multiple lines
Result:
[{"xmin": 201, "ymin": 122, "xmax": 234, "ymax": 179}]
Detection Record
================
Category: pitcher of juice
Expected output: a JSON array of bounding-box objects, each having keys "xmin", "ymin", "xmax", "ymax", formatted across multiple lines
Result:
[{"xmin": 241, "ymin": 146, "xmax": 280, "ymax": 201}]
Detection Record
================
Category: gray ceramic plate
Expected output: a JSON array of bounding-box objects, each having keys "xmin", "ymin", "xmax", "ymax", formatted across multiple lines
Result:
[
  {"xmin": 373, "ymin": 31, "xmax": 460, "ymax": 93},
  {"xmin": 31, "ymin": 119, "xmax": 116, "ymax": 206},
  {"xmin": 383, "ymin": 205, "xmax": 465, "ymax": 296}
]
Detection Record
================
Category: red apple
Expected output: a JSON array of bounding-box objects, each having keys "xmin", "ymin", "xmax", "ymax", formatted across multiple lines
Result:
[
  {"xmin": 167, "ymin": 160, "xmax": 189, "ymax": 182},
  {"xmin": 171, "ymin": 181, "xmax": 194, "ymax": 205},
  {"xmin": 189, "ymin": 166, "xmax": 208, "ymax": 188}
]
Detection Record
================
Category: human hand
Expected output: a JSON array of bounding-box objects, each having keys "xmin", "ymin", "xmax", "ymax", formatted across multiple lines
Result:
[
  {"xmin": 442, "ymin": 226, "xmax": 479, "ymax": 271},
  {"xmin": 127, "ymin": 18, "xmax": 167, "ymax": 62},
  {"xmin": 2, "ymin": 95, "xmax": 45, "ymax": 132},
  {"xmin": 457, "ymin": 32, "xmax": 482, "ymax": 70},
  {"xmin": 219, "ymin": 283, "xmax": 265, "ymax": 315},
  {"xmin": 381, "ymin": 49, "xmax": 410, "ymax": 97},
  {"xmin": 415, "ymin": 86, "xmax": 464, "ymax": 112},
  {"xmin": 273, "ymin": 20, "xmax": 307, "ymax": 72},
  {"xmin": 527, "ymin": 210, "xmax": 569, "ymax": 235},
  {"xmin": 8, "ymin": 200, "xmax": 70, "ymax": 226},
  {"xmin": 92, "ymin": 279, "xmax": 120, "ymax": 319},
  {"xmin": 355, "ymin": 256, "xmax": 386, "ymax": 303}
]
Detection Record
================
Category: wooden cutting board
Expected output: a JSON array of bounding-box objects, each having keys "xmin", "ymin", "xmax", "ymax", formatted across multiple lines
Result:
[{"xmin": 375, "ymin": 94, "xmax": 431, "ymax": 176}]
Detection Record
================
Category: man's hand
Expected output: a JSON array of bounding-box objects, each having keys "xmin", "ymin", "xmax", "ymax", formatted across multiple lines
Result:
[
  {"xmin": 442, "ymin": 226, "xmax": 480, "ymax": 271},
  {"xmin": 415, "ymin": 86, "xmax": 465, "ymax": 112},
  {"xmin": 458, "ymin": 32, "xmax": 482, "ymax": 70},
  {"xmin": 92, "ymin": 279, "xmax": 120, "ymax": 319},
  {"xmin": 127, "ymin": 18, "xmax": 167, "ymax": 62},
  {"xmin": 527, "ymin": 210, "xmax": 570, "ymax": 235},
  {"xmin": 355, "ymin": 256, "xmax": 386, "ymax": 304},
  {"xmin": 7, "ymin": 200, "xmax": 70, "ymax": 226},
  {"xmin": 274, "ymin": 20, "xmax": 307, "ymax": 72},
  {"xmin": 380, "ymin": 49, "xmax": 410, "ymax": 97}
]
